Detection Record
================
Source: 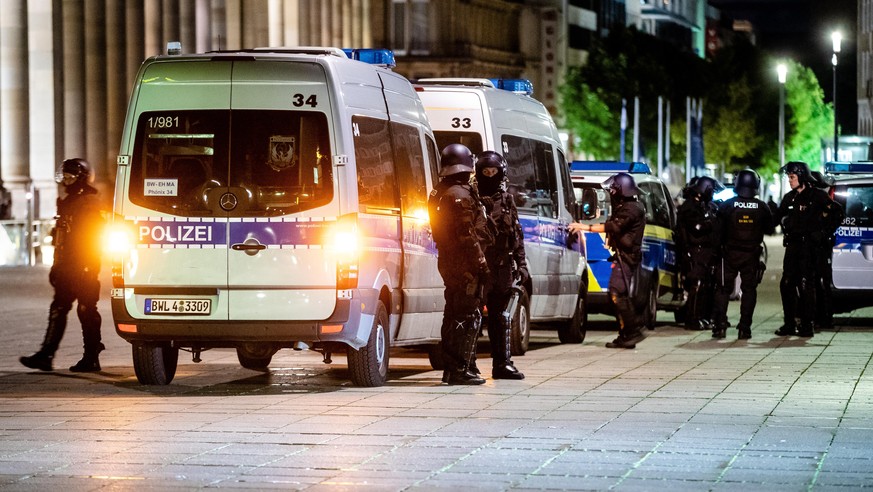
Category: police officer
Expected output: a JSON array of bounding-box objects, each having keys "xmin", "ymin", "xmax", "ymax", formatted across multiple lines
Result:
[
  {"xmin": 570, "ymin": 173, "xmax": 647, "ymax": 349},
  {"xmin": 776, "ymin": 161, "xmax": 836, "ymax": 338},
  {"xmin": 428, "ymin": 144, "xmax": 493, "ymax": 385},
  {"xmin": 711, "ymin": 169, "xmax": 774, "ymax": 339},
  {"xmin": 475, "ymin": 151, "xmax": 527, "ymax": 380},
  {"xmin": 20, "ymin": 158, "xmax": 106, "ymax": 372},
  {"xmin": 809, "ymin": 171, "xmax": 845, "ymax": 331},
  {"xmin": 675, "ymin": 176, "xmax": 723, "ymax": 330}
]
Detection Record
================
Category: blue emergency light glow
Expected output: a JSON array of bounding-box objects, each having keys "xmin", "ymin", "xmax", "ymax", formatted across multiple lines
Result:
[
  {"xmin": 342, "ymin": 48, "xmax": 396, "ymax": 68},
  {"xmin": 825, "ymin": 161, "xmax": 873, "ymax": 174},
  {"xmin": 489, "ymin": 79, "xmax": 534, "ymax": 96},
  {"xmin": 570, "ymin": 161, "xmax": 652, "ymax": 174}
]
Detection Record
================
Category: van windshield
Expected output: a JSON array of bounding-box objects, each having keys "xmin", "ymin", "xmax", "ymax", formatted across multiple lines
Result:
[{"xmin": 129, "ymin": 109, "xmax": 332, "ymax": 217}]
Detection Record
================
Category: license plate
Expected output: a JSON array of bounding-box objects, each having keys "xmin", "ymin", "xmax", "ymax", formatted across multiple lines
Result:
[{"xmin": 144, "ymin": 298, "xmax": 211, "ymax": 315}]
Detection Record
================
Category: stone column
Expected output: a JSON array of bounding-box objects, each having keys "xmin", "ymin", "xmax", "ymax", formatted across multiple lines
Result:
[
  {"xmin": 180, "ymin": 0, "xmax": 196, "ymax": 53},
  {"xmin": 298, "ymin": 0, "xmax": 311, "ymax": 46},
  {"xmin": 225, "ymin": 0, "xmax": 241, "ymax": 49},
  {"xmin": 361, "ymin": 0, "xmax": 371, "ymax": 48},
  {"xmin": 211, "ymin": 0, "xmax": 227, "ymax": 51},
  {"xmin": 84, "ymin": 0, "xmax": 108, "ymax": 186},
  {"xmin": 162, "ymin": 0, "xmax": 180, "ymax": 52},
  {"xmin": 268, "ymin": 0, "xmax": 283, "ymax": 47},
  {"xmin": 0, "ymin": 0, "xmax": 31, "ymax": 219},
  {"xmin": 27, "ymin": 0, "xmax": 58, "ymax": 220},
  {"xmin": 106, "ymin": 0, "xmax": 126, "ymax": 184},
  {"xmin": 283, "ymin": 0, "xmax": 299, "ymax": 46},
  {"xmin": 144, "ymin": 0, "xmax": 163, "ymax": 57},
  {"xmin": 63, "ymin": 0, "xmax": 86, "ymax": 159},
  {"xmin": 195, "ymin": 0, "xmax": 212, "ymax": 52},
  {"xmin": 126, "ymin": 0, "xmax": 145, "ymax": 89}
]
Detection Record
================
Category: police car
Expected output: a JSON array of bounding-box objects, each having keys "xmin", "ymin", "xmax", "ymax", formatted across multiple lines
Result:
[
  {"xmin": 825, "ymin": 161, "xmax": 873, "ymax": 313},
  {"xmin": 416, "ymin": 78, "xmax": 587, "ymax": 348},
  {"xmin": 106, "ymin": 47, "xmax": 446, "ymax": 387},
  {"xmin": 569, "ymin": 161, "xmax": 684, "ymax": 327}
]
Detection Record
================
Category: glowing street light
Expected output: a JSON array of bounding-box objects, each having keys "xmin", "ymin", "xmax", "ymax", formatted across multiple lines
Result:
[
  {"xmin": 777, "ymin": 63, "xmax": 787, "ymax": 169},
  {"xmin": 832, "ymin": 31, "xmax": 842, "ymax": 160}
]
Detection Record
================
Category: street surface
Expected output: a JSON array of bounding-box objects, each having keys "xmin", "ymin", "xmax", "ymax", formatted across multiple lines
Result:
[{"xmin": 1, "ymin": 234, "xmax": 872, "ymax": 490}]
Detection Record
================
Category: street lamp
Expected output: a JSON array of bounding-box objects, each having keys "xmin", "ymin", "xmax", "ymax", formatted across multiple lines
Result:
[
  {"xmin": 777, "ymin": 63, "xmax": 787, "ymax": 170},
  {"xmin": 832, "ymin": 31, "xmax": 842, "ymax": 161}
]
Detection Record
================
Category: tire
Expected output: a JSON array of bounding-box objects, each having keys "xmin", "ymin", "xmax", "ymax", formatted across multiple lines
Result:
[
  {"xmin": 427, "ymin": 343, "xmax": 444, "ymax": 370},
  {"xmin": 132, "ymin": 342, "xmax": 179, "ymax": 385},
  {"xmin": 348, "ymin": 300, "xmax": 390, "ymax": 387},
  {"xmin": 558, "ymin": 291, "xmax": 588, "ymax": 344},
  {"xmin": 509, "ymin": 289, "xmax": 531, "ymax": 356},
  {"xmin": 642, "ymin": 281, "xmax": 658, "ymax": 330},
  {"xmin": 236, "ymin": 344, "xmax": 278, "ymax": 370}
]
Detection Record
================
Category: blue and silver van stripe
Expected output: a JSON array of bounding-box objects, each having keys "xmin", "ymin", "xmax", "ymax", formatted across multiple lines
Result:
[{"xmin": 835, "ymin": 226, "xmax": 873, "ymax": 249}]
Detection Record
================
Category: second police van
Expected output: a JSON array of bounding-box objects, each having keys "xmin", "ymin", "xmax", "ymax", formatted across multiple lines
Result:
[
  {"xmin": 107, "ymin": 47, "xmax": 446, "ymax": 387},
  {"xmin": 569, "ymin": 161, "xmax": 685, "ymax": 328},
  {"xmin": 415, "ymin": 78, "xmax": 588, "ymax": 348},
  {"xmin": 824, "ymin": 161, "xmax": 873, "ymax": 313}
]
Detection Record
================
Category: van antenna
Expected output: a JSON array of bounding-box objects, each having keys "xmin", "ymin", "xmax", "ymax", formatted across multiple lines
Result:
[{"xmin": 218, "ymin": 35, "xmax": 222, "ymax": 51}]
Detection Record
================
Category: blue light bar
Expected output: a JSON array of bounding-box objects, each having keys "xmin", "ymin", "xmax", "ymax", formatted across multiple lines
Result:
[
  {"xmin": 489, "ymin": 79, "xmax": 534, "ymax": 96},
  {"xmin": 341, "ymin": 48, "xmax": 396, "ymax": 68},
  {"xmin": 570, "ymin": 161, "xmax": 652, "ymax": 174},
  {"xmin": 825, "ymin": 161, "xmax": 873, "ymax": 174}
]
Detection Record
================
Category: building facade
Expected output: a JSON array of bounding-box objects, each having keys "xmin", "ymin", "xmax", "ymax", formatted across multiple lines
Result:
[{"xmin": 859, "ymin": 0, "xmax": 873, "ymax": 136}]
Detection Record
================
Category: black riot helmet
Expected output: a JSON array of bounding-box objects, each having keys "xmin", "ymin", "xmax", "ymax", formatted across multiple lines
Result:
[
  {"xmin": 55, "ymin": 158, "xmax": 93, "ymax": 187},
  {"xmin": 734, "ymin": 169, "xmax": 761, "ymax": 198},
  {"xmin": 474, "ymin": 151, "xmax": 507, "ymax": 195},
  {"xmin": 603, "ymin": 172, "xmax": 642, "ymax": 198},
  {"xmin": 690, "ymin": 176, "xmax": 724, "ymax": 202},
  {"xmin": 439, "ymin": 143, "xmax": 475, "ymax": 177},
  {"xmin": 810, "ymin": 170, "xmax": 834, "ymax": 190},
  {"xmin": 681, "ymin": 176, "xmax": 700, "ymax": 200},
  {"xmin": 780, "ymin": 161, "xmax": 812, "ymax": 184}
]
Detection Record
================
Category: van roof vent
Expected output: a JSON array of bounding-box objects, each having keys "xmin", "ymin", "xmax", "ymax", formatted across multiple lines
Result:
[
  {"xmin": 248, "ymin": 46, "xmax": 348, "ymax": 57},
  {"xmin": 417, "ymin": 78, "xmax": 496, "ymax": 88}
]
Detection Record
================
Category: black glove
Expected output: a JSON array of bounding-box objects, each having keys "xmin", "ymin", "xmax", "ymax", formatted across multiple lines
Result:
[
  {"xmin": 480, "ymin": 196, "xmax": 494, "ymax": 209},
  {"xmin": 517, "ymin": 265, "xmax": 530, "ymax": 285},
  {"xmin": 477, "ymin": 256, "xmax": 490, "ymax": 277}
]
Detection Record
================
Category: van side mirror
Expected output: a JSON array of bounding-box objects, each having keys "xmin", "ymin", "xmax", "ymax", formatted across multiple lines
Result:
[{"xmin": 579, "ymin": 188, "xmax": 598, "ymax": 220}]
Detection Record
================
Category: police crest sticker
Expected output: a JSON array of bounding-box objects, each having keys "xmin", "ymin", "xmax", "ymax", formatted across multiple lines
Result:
[{"xmin": 268, "ymin": 136, "xmax": 297, "ymax": 171}]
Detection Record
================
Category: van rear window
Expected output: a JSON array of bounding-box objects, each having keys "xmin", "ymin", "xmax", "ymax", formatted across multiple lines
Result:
[
  {"xmin": 837, "ymin": 184, "xmax": 873, "ymax": 227},
  {"xmin": 129, "ymin": 110, "xmax": 332, "ymax": 217},
  {"xmin": 434, "ymin": 131, "xmax": 483, "ymax": 156}
]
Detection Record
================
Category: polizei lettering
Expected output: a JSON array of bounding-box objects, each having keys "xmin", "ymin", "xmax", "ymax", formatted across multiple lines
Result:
[
  {"xmin": 139, "ymin": 224, "xmax": 214, "ymax": 243},
  {"xmin": 735, "ymin": 201, "xmax": 759, "ymax": 209}
]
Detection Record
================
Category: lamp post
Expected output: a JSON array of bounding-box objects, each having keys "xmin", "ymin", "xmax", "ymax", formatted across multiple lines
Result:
[
  {"xmin": 777, "ymin": 63, "xmax": 787, "ymax": 169},
  {"xmin": 832, "ymin": 31, "xmax": 842, "ymax": 161}
]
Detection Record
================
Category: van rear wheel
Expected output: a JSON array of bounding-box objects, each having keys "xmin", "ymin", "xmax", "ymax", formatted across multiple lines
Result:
[
  {"xmin": 558, "ymin": 291, "xmax": 588, "ymax": 344},
  {"xmin": 348, "ymin": 300, "xmax": 390, "ymax": 387},
  {"xmin": 132, "ymin": 342, "xmax": 179, "ymax": 385},
  {"xmin": 510, "ymin": 289, "xmax": 531, "ymax": 355}
]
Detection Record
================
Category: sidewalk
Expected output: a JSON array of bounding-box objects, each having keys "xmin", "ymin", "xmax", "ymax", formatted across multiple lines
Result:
[{"xmin": 0, "ymin": 236, "xmax": 872, "ymax": 490}]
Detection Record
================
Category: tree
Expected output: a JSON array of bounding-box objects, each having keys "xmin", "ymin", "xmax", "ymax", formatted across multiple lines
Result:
[
  {"xmin": 784, "ymin": 60, "xmax": 833, "ymax": 172},
  {"xmin": 560, "ymin": 70, "xmax": 621, "ymax": 159},
  {"xmin": 703, "ymin": 76, "xmax": 762, "ymax": 172}
]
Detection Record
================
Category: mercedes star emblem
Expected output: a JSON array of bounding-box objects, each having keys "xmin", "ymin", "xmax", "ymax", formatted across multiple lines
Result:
[{"xmin": 219, "ymin": 192, "xmax": 238, "ymax": 211}]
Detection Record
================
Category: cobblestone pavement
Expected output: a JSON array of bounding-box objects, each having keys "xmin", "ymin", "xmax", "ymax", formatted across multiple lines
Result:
[{"xmin": 1, "ymin": 235, "xmax": 872, "ymax": 491}]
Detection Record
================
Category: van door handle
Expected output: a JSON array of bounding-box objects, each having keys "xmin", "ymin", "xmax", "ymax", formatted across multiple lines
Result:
[{"xmin": 231, "ymin": 238, "xmax": 267, "ymax": 256}]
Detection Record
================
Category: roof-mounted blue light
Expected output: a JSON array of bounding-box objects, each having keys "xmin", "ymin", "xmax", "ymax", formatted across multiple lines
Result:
[
  {"xmin": 825, "ymin": 161, "xmax": 873, "ymax": 174},
  {"xmin": 341, "ymin": 48, "xmax": 396, "ymax": 68},
  {"xmin": 570, "ymin": 161, "xmax": 652, "ymax": 174},
  {"xmin": 489, "ymin": 79, "xmax": 534, "ymax": 96}
]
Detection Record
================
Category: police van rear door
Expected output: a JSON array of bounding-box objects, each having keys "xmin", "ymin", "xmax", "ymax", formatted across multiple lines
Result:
[
  {"xmin": 832, "ymin": 176, "xmax": 873, "ymax": 289},
  {"xmin": 224, "ymin": 60, "xmax": 337, "ymax": 321}
]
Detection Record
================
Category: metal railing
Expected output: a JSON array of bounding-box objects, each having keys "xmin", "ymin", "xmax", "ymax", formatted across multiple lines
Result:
[{"xmin": 0, "ymin": 219, "xmax": 55, "ymax": 267}]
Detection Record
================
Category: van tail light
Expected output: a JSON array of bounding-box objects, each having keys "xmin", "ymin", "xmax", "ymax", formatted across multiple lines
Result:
[
  {"xmin": 112, "ymin": 265, "xmax": 124, "ymax": 288},
  {"xmin": 332, "ymin": 214, "xmax": 359, "ymax": 290}
]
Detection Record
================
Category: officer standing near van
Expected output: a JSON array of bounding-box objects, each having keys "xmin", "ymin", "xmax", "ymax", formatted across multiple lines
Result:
[
  {"xmin": 474, "ymin": 151, "xmax": 526, "ymax": 380},
  {"xmin": 569, "ymin": 172, "xmax": 647, "ymax": 349},
  {"xmin": 20, "ymin": 158, "xmax": 106, "ymax": 372},
  {"xmin": 710, "ymin": 169, "xmax": 774, "ymax": 339},
  {"xmin": 428, "ymin": 144, "xmax": 493, "ymax": 385},
  {"xmin": 674, "ymin": 176, "xmax": 723, "ymax": 331},
  {"xmin": 776, "ymin": 161, "xmax": 836, "ymax": 338},
  {"xmin": 809, "ymin": 171, "xmax": 845, "ymax": 331}
]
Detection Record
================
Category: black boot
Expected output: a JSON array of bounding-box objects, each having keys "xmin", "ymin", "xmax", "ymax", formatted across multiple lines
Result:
[
  {"xmin": 70, "ymin": 342, "xmax": 105, "ymax": 372},
  {"xmin": 737, "ymin": 326, "xmax": 751, "ymax": 340},
  {"xmin": 444, "ymin": 314, "xmax": 485, "ymax": 385},
  {"xmin": 607, "ymin": 296, "xmax": 645, "ymax": 349},
  {"xmin": 489, "ymin": 308, "xmax": 524, "ymax": 380},
  {"xmin": 20, "ymin": 352, "xmax": 53, "ymax": 371},
  {"xmin": 796, "ymin": 323, "xmax": 815, "ymax": 338},
  {"xmin": 775, "ymin": 324, "xmax": 796, "ymax": 336},
  {"xmin": 20, "ymin": 305, "xmax": 69, "ymax": 372}
]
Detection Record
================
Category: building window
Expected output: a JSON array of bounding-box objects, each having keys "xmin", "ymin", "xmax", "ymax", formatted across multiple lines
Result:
[{"xmin": 391, "ymin": 0, "xmax": 430, "ymax": 55}]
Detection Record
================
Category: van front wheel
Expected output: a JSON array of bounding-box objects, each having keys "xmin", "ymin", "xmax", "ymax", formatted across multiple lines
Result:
[
  {"xmin": 558, "ymin": 292, "xmax": 588, "ymax": 344},
  {"xmin": 348, "ymin": 301, "xmax": 390, "ymax": 387},
  {"xmin": 510, "ymin": 289, "xmax": 531, "ymax": 355},
  {"xmin": 132, "ymin": 342, "xmax": 179, "ymax": 385}
]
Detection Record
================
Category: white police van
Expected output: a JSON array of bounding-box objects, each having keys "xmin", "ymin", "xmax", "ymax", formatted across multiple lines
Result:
[
  {"xmin": 107, "ymin": 47, "xmax": 445, "ymax": 386},
  {"xmin": 825, "ymin": 161, "xmax": 873, "ymax": 313},
  {"xmin": 415, "ymin": 78, "xmax": 587, "ymax": 348},
  {"xmin": 569, "ymin": 161, "xmax": 684, "ymax": 328}
]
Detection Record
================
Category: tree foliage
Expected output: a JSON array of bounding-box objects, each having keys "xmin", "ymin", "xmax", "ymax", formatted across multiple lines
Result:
[{"xmin": 784, "ymin": 60, "xmax": 834, "ymax": 172}]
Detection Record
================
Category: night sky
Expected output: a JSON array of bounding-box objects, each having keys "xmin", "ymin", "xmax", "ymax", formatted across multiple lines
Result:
[{"xmin": 709, "ymin": 0, "xmax": 858, "ymax": 133}]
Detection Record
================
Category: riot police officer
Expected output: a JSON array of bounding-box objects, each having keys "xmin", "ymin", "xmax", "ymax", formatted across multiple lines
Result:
[
  {"xmin": 20, "ymin": 158, "xmax": 105, "ymax": 372},
  {"xmin": 570, "ymin": 173, "xmax": 647, "ymax": 349},
  {"xmin": 428, "ymin": 144, "xmax": 493, "ymax": 385},
  {"xmin": 711, "ymin": 169, "xmax": 774, "ymax": 339},
  {"xmin": 809, "ymin": 171, "xmax": 845, "ymax": 331},
  {"xmin": 675, "ymin": 176, "xmax": 723, "ymax": 330},
  {"xmin": 776, "ymin": 161, "xmax": 836, "ymax": 338},
  {"xmin": 475, "ymin": 151, "xmax": 527, "ymax": 380}
]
